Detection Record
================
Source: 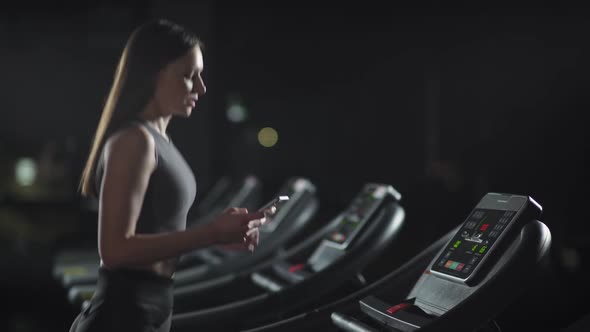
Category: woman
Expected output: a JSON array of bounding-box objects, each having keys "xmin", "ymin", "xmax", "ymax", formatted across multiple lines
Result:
[{"xmin": 69, "ymin": 19, "xmax": 267, "ymax": 332}]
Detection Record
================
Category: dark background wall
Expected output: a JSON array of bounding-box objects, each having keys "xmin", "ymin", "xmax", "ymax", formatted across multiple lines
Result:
[{"xmin": 0, "ymin": 2, "xmax": 588, "ymax": 331}]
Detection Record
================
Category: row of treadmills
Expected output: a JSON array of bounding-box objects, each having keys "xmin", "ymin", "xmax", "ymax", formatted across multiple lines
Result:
[{"xmin": 53, "ymin": 175, "xmax": 553, "ymax": 332}]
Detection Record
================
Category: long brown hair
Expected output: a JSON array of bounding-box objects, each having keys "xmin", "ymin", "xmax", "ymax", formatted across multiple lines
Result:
[{"xmin": 79, "ymin": 19, "xmax": 203, "ymax": 197}]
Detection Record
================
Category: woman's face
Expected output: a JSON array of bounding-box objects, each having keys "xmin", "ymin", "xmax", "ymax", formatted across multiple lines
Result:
[{"xmin": 153, "ymin": 46, "xmax": 206, "ymax": 117}]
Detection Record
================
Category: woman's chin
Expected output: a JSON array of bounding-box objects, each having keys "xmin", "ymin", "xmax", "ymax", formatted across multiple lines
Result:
[
  {"xmin": 176, "ymin": 107, "xmax": 193, "ymax": 117},
  {"xmin": 186, "ymin": 105, "xmax": 198, "ymax": 115},
  {"xmin": 171, "ymin": 106, "xmax": 196, "ymax": 118}
]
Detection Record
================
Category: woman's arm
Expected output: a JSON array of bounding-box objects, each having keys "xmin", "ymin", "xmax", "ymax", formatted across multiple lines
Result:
[{"xmin": 97, "ymin": 126, "xmax": 263, "ymax": 269}]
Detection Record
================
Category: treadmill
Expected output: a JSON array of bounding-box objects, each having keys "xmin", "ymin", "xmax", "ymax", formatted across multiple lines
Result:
[
  {"xmin": 170, "ymin": 183, "xmax": 405, "ymax": 331},
  {"xmin": 67, "ymin": 176, "xmax": 319, "ymax": 308},
  {"xmin": 56, "ymin": 175, "xmax": 262, "ymax": 290},
  {"xmin": 333, "ymin": 193, "xmax": 551, "ymax": 332}
]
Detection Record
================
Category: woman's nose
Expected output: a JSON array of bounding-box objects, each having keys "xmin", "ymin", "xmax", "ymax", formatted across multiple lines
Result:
[{"xmin": 194, "ymin": 77, "xmax": 206, "ymax": 95}]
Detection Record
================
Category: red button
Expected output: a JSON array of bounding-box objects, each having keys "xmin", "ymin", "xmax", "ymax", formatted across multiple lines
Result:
[
  {"xmin": 480, "ymin": 224, "xmax": 489, "ymax": 231},
  {"xmin": 288, "ymin": 264, "xmax": 306, "ymax": 273},
  {"xmin": 386, "ymin": 303, "xmax": 410, "ymax": 314}
]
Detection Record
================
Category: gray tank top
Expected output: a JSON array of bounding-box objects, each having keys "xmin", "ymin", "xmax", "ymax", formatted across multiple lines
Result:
[{"xmin": 94, "ymin": 119, "xmax": 197, "ymax": 235}]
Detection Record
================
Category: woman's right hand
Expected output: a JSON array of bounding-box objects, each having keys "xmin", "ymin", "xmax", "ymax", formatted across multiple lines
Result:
[{"xmin": 210, "ymin": 207, "xmax": 266, "ymax": 251}]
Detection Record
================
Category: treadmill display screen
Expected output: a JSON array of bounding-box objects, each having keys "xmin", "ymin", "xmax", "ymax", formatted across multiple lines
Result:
[
  {"xmin": 326, "ymin": 187, "xmax": 384, "ymax": 246},
  {"xmin": 431, "ymin": 208, "xmax": 516, "ymax": 279},
  {"xmin": 327, "ymin": 216, "xmax": 362, "ymax": 245}
]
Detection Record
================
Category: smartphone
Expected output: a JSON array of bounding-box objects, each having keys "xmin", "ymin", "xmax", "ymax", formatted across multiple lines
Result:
[
  {"xmin": 429, "ymin": 193, "xmax": 542, "ymax": 286},
  {"xmin": 258, "ymin": 195, "xmax": 289, "ymax": 212}
]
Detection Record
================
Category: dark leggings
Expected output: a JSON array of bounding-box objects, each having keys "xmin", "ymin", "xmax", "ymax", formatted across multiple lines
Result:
[{"xmin": 69, "ymin": 267, "xmax": 173, "ymax": 332}]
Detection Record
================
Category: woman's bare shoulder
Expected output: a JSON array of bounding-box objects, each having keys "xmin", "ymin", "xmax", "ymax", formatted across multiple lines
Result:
[{"xmin": 103, "ymin": 124, "xmax": 156, "ymax": 166}]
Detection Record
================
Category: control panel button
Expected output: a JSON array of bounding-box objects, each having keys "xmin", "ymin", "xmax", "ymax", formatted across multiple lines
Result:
[
  {"xmin": 288, "ymin": 263, "xmax": 306, "ymax": 273},
  {"xmin": 386, "ymin": 303, "xmax": 410, "ymax": 315}
]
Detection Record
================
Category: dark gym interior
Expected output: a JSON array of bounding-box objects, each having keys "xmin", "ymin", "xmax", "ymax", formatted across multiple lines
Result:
[{"xmin": 0, "ymin": 3, "xmax": 588, "ymax": 332}]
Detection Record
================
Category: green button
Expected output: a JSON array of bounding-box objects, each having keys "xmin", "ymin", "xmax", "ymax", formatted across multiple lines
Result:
[{"xmin": 450, "ymin": 261, "xmax": 460, "ymax": 270}]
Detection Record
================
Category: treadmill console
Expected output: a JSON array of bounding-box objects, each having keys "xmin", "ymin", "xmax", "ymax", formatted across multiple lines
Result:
[
  {"xmin": 430, "ymin": 193, "xmax": 541, "ymax": 285},
  {"xmin": 304, "ymin": 184, "xmax": 400, "ymax": 272},
  {"xmin": 324, "ymin": 184, "xmax": 392, "ymax": 248},
  {"xmin": 252, "ymin": 183, "xmax": 401, "ymax": 291}
]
